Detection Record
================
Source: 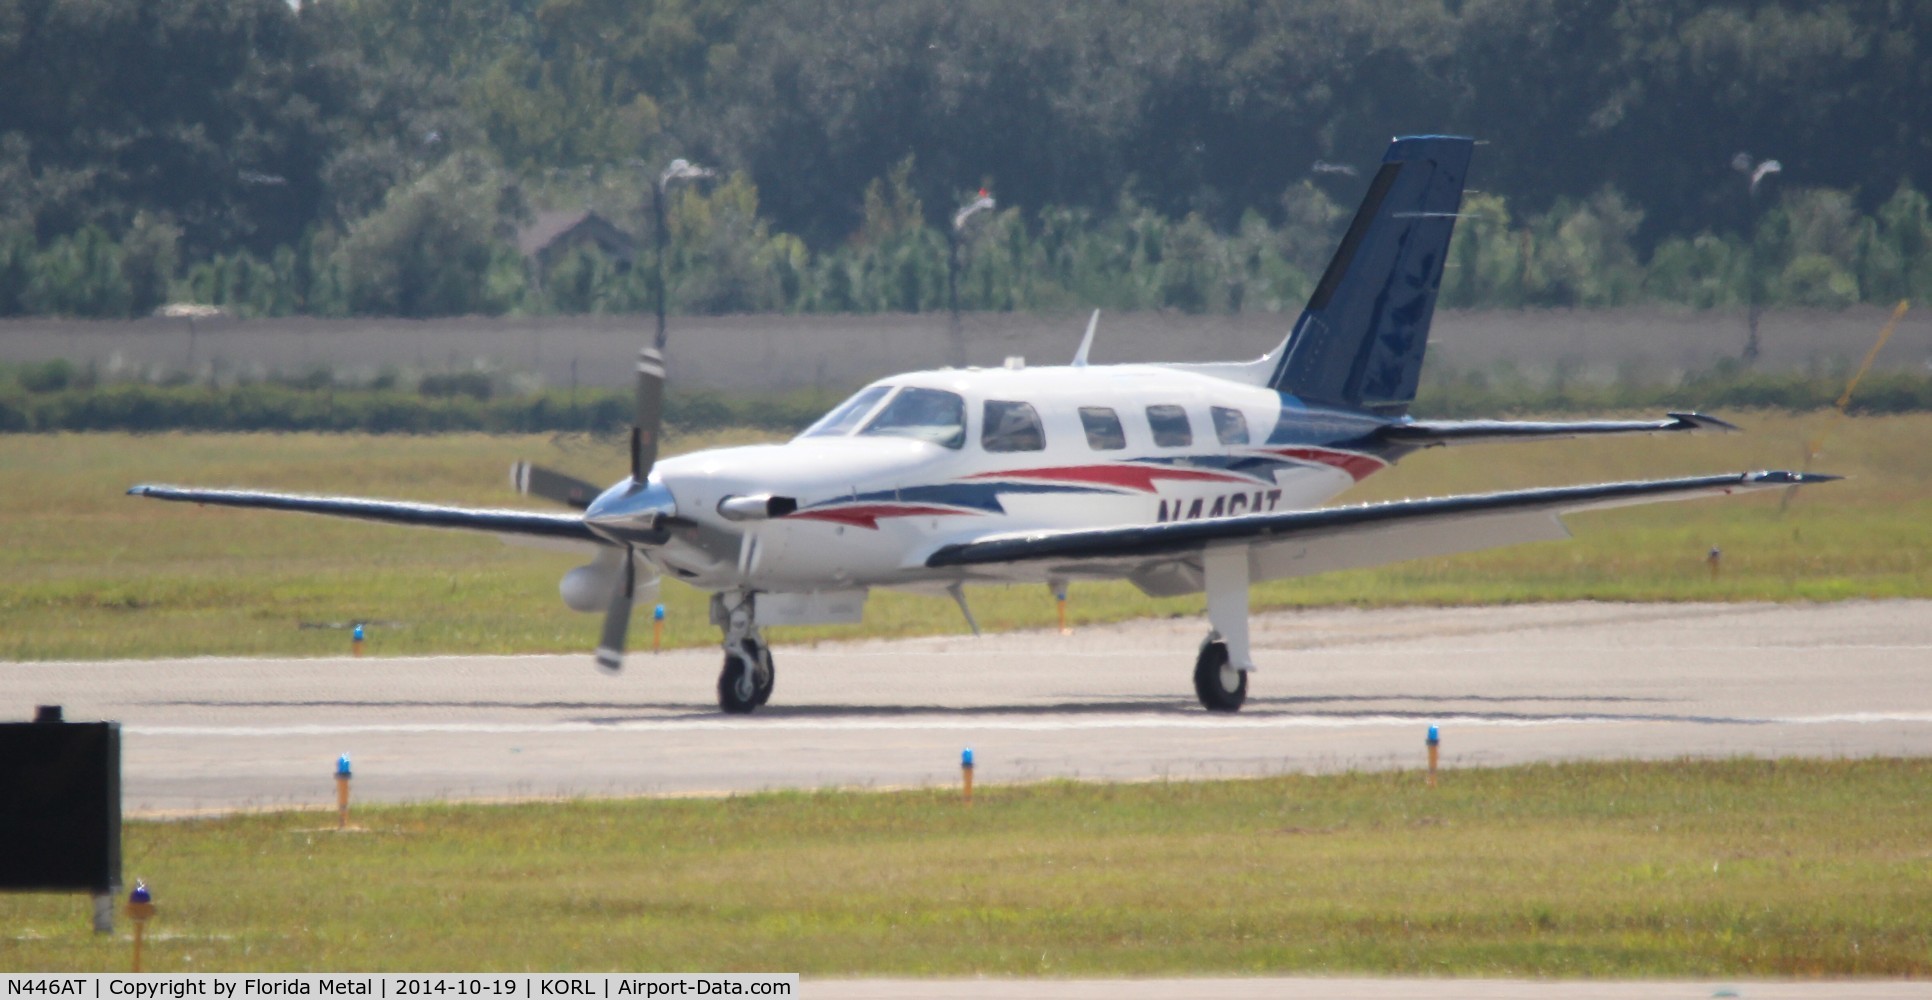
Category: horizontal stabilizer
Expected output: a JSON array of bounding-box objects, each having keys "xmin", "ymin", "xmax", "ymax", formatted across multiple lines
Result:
[{"xmin": 1381, "ymin": 411, "xmax": 1739, "ymax": 447}]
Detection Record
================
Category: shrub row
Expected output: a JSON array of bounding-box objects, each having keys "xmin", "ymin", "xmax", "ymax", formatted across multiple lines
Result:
[{"xmin": 1413, "ymin": 369, "xmax": 1932, "ymax": 419}]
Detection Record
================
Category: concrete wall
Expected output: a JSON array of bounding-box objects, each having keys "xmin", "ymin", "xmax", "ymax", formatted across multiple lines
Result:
[{"xmin": 1, "ymin": 306, "xmax": 1924, "ymax": 392}]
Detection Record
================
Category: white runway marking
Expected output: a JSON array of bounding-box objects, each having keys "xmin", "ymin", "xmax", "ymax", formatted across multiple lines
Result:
[{"xmin": 127, "ymin": 710, "xmax": 1932, "ymax": 738}]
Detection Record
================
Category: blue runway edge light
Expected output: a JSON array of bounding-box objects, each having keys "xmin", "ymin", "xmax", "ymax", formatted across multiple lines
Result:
[
  {"xmin": 961, "ymin": 747, "xmax": 974, "ymax": 768},
  {"xmin": 336, "ymin": 754, "xmax": 352, "ymax": 777},
  {"xmin": 129, "ymin": 880, "xmax": 150, "ymax": 904},
  {"xmin": 352, "ymin": 623, "xmax": 365, "ymax": 641},
  {"xmin": 1427, "ymin": 725, "xmax": 1440, "ymax": 745},
  {"xmin": 654, "ymin": 604, "xmax": 666, "ymax": 621}
]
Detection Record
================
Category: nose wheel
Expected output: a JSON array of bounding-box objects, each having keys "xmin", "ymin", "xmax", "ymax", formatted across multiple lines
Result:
[
  {"xmin": 719, "ymin": 640, "xmax": 775, "ymax": 714},
  {"xmin": 1193, "ymin": 636, "xmax": 1246, "ymax": 712},
  {"xmin": 714, "ymin": 591, "xmax": 775, "ymax": 713}
]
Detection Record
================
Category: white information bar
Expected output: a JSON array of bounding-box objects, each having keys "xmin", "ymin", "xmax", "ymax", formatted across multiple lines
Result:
[{"xmin": 3, "ymin": 976, "xmax": 796, "ymax": 1000}]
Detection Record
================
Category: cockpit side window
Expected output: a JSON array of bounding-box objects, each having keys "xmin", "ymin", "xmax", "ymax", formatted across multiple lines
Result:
[
  {"xmin": 1211, "ymin": 406, "xmax": 1250, "ymax": 445},
  {"xmin": 800, "ymin": 385, "xmax": 891, "ymax": 438},
  {"xmin": 982, "ymin": 400, "xmax": 1047, "ymax": 452},
  {"xmin": 1079, "ymin": 406, "xmax": 1126, "ymax": 450},
  {"xmin": 859, "ymin": 387, "xmax": 966, "ymax": 448},
  {"xmin": 1146, "ymin": 404, "xmax": 1192, "ymax": 447}
]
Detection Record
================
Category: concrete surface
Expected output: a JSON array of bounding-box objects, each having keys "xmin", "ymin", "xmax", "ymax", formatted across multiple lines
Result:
[
  {"xmin": 2, "ymin": 600, "xmax": 1927, "ymax": 815},
  {"xmin": 3, "ymin": 306, "xmax": 1926, "ymax": 392}
]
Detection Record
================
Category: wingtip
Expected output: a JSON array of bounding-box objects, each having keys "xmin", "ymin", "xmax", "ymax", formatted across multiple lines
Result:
[
  {"xmin": 127, "ymin": 485, "xmax": 152, "ymax": 497},
  {"xmin": 1747, "ymin": 470, "xmax": 1843, "ymax": 486},
  {"xmin": 1668, "ymin": 411, "xmax": 1742, "ymax": 433}
]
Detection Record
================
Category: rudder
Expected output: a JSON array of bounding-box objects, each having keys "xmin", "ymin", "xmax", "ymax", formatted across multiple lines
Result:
[{"xmin": 1268, "ymin": 136, "xmax": 1474, "ymax": 415}]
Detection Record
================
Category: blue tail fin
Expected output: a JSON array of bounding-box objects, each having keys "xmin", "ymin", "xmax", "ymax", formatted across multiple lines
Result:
[{"xmin": 1268, "ymin": 135, "xmax": 1474, "ymax": 415}]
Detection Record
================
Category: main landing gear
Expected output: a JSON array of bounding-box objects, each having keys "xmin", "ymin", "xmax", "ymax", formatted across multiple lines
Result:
[
  {"xmin": 1193, "ymin": 633, "xmax": 1246, "ymax": 712},
  {"xmin": 713, "ymin": 591, "xmax": 774, "ymax": 713},
  {"xmin": 1195, "ymin": 545, "xmax": 1256, "ymax": 712}
]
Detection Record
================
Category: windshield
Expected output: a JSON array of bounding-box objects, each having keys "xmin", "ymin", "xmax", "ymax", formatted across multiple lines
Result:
[
  {"xmin": 799, "ymin": 385, "xmax": 892, "ymax": 438},
  {"xmin": 859, "ymin": 387, "xmax": 966, "ymax": 449}
]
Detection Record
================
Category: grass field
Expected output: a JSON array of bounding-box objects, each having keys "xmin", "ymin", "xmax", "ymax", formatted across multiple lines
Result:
[
  {"xmin": 1, "ymin": 759, "xmax": 1927, "ymax": 975},
  {"xmin": 1, "ymin": 412, "xmax": 1927, "ymax": 660}
]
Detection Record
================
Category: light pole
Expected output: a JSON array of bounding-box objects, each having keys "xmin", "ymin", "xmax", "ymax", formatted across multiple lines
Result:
[
  {"xmin": 947, "ymin": 188, "xmax": 996, "ymax": 366},
  {"xmin": 1732, "ymin": 152, "xmax": 1781, "ymax": 364},
  {"xmin": 652, "ymin": 158, "xmax": 714, "ymax": 351}
]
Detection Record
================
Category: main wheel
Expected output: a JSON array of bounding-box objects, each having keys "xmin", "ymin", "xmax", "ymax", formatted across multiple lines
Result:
[
  {"xmin": 1193, "ymin": 639, "xmax": 1246, "ymax": 712},
  {"xmin": 750, "ymin": 643, "xmax": 776, "ymax": 706},
  {"xmin": 717, "ymin": 643, "xmax": 775, "ymax": 713}
]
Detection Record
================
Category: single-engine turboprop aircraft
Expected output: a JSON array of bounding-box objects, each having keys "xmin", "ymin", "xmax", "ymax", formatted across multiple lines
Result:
[{"xmin": 131, "ymin": 136, "xmax": 1836, "ymax": 713}]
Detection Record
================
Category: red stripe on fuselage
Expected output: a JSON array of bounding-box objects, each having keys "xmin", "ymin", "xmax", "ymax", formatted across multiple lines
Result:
[{"xmin": 966, "ymin": 464, "xmax": 1249, "ymax": 493}]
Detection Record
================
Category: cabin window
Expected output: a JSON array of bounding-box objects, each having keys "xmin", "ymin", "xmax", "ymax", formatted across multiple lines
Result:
[
  {"xmin": 1212, "ymin": 406, "xmax": 1250, "ymax": 445},
  {"xmin": 800, "ymin": 385, "xmax": 891, "ymax": 438},
  {"xmin": 1146, "ymin": 404, "xmax": 1192, "ymax": 447},
  {"xmin": 1079, "ymin": 407, "xmax": 1126, "ymax": 450},
  {"xmin": 858, "ymin": 387, "xmax": 966, "ymax": 448},
  {"xmin": 982, "ymin": 400, "xmax": 1047, "ymax": 452}
]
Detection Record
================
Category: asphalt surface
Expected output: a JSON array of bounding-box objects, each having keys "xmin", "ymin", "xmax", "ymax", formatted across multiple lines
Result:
[{"xmin": 3, "ymin": 600, "xmax": 1927, "ymax": 815}]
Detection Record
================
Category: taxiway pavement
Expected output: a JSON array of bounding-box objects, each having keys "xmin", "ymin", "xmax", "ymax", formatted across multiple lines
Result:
[{"xmin": 2, "ymin": 601, "xmax": 1927, "ymax": 815}]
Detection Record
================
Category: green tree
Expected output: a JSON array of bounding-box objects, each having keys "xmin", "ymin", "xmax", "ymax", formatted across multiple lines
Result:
[
  {"xmin": 25, "ymin": 226, "xmax": 131, "ymax": 317},
  {"xmin": 1861, "ymin": 183, "xmax": 1932, "ymax": 302},
  {"xmin": 1645, "ymin": 234, "xmax": 1744, "ymax": 309},
  {"xmin": 333, "ymin": 157, "xmax": 525, "ymax": 317}
]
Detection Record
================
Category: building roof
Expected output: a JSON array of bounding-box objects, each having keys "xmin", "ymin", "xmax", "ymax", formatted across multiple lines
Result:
[{"xmin": 515, "ymin": 210, "xmax": 636, "ymax": 262}]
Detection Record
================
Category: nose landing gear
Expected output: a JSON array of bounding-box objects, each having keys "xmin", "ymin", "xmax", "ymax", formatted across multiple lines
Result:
[
  {"xmin": 719, "ymin": 640, "xmax": 774, "ymax": 713},
  {"xmin": 714, "ymin": 591, "xmax": 775, "ymax": 713}
]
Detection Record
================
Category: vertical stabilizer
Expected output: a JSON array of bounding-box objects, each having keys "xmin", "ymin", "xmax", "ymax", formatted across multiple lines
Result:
[{"xmin": 1268, "ymin": 136, "xmax": 1473, "ymax": 415}]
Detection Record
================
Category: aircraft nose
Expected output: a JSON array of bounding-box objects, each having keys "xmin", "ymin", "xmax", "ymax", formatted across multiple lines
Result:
[{"xmin": 584, "ymin": 478, "xmax": 678, "ymax": 545}]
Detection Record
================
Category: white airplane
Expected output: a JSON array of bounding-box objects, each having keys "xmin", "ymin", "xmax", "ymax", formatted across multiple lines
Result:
[{"xmin": 131, "ymin": 136, "xmax": 1835, "ymax": 713}]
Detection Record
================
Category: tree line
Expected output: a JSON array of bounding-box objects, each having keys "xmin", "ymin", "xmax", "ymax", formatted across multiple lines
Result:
[{"xmin": 1, "ymin": 0, "xmax": 1928, "ymax": 320}]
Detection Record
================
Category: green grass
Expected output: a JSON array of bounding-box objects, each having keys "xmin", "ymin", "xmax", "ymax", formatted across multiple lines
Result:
[
  {"xmin": 1, "ymin": 412, "xmax": 1927, "ymax": 661},
  {"xmin": 2, "ymin": 759, "xmax": 1928, "ymax": 974}
]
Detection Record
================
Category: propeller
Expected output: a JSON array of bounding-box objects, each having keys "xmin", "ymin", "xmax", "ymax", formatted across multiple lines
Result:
[
  {"xmin": 1781, "ymin": 299, "xmax": 1907, "ymax": 512},
  {"xmin": 511, "ymin": 461, "xmax": 600, "ymax": 509},
  {"xmin": 582, "ymin": 343, "xmax": 676, "ymax": 672},
  {"xmin": 632, "ymin": 344, "xmax": 666, "ymax": 483},
  {"xmin": 594, "ymin": 550, "xmax": 636, "ymax": 673}
]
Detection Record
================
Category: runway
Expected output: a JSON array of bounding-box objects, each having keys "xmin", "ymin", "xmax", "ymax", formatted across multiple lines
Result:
[{"xmin": 3, "ymin": 600, "xmax": 1929, "ymax": 815}]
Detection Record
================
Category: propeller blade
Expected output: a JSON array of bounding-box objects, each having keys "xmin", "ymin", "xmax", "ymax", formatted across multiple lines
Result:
[
  {"xmin": 511, "ymin": 461, "xmax": 600, "ymax": 509},
  {"xmin": 594, "ymin": 550, "xmax": 635, "ymax": 674},
  {"xmin": 632, "ymin": 346, "xmax": 666, "ymax": 483}
]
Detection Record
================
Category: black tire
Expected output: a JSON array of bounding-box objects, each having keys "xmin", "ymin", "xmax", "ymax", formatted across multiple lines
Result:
[
  {"xmin": 1193, "ymin": 640, "xmax": 1246, "ymax": 712},
  {"xmin": 751, "ymin": 643, "xmax": 776, "ymax": 706},
  {"xmin": 717, "ymin": 642, "xmax": 776, "ymax": 713},
  {"xmin": 718, "ymin": 652, "xmax": 758, "ymax": 714}
]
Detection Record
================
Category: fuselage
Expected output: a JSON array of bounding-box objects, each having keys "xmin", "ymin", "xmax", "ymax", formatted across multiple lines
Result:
[{"xmin": 616, "ymin": 361, "xmax": 1412, "ymax": 593}]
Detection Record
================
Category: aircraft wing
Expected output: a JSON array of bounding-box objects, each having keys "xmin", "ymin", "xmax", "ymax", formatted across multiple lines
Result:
[
  {"xmin": 128, "ymin": 485, "xmax": 602, "ymax": 544},
  {"xmin": 1380, "ymin": 411, "xmax": 1737, "ymax": 447},
  {"xmin": 924, "ymin": 471, "xmax": 1834, "ymax": 597}
]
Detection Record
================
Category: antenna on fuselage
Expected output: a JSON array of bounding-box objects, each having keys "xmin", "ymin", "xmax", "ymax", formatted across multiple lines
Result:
[
  {"xmin": 1071, "ymin": 309, "xmax": 1100, "ymax": 367},
  {"xmin": 947, "ymin": 582, "xmax": 981, "ymax": 637}
]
